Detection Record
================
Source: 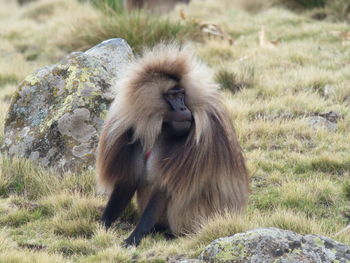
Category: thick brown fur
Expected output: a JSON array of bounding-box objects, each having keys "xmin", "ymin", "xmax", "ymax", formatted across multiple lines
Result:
[
  {"xmin": 124, "ymin": 0, "xmax": 190, "ymax": 13},
  {"xmin": 96, "ymin": 43, "xmax": 249, "ymax": 235}
]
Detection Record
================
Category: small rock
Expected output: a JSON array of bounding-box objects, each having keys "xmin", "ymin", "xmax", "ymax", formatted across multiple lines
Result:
[
  {"xmin": 307, "ymin": 116, "xmax": 337, "ymax": 132},
  {"xmin": 323, "ymin": 84, "xmax": 334, "ymax": 98},
  {"xmin": 319, "ymin": 111, "xmax": 341, "ymax": 123}
]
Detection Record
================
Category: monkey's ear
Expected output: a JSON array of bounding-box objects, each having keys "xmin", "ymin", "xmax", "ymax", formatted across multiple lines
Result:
[{"xmin": 96, "ymin": 127, "xmax": 141, "ymax": 192}]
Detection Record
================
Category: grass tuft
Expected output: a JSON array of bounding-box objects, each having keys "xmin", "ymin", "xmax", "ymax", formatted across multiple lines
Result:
[
  {"xmin": 0, "ymin": 75, "xmax": 18, "ymax": 87},
  {"xmin": 0, "ymin": 156, "xmax": 97, "ymax": 199},
  {"xmin": 276, "ymin": 0, "xmax": 326, "ymax": 9},
  {"xmin": 255, "ymin": 209, "xmax": 325, "ymax": 234},
  {"xmin": 52, "ymin": 219, "xmax": 96, "ymax": 238},
  {"xmin": 343, "ymin": 180, "xmax": 350, "ymax": 200},
  {"xmin": 79, "ymin": 0, "xmax": 124, "ymax": 13},
  {"xmin": 215, "ymin": 66, "xmax": 255, "ymax": 94},
  {"xmin": 0, "ymin": 210, "xmax": 38, "ymax": 228},
  {"xmin": 50, "ymin": 239, "xmax": 95, "ymax": 257},
  {"xmin": 323, "ymin": 0, "xmax": 350, "ymax": 22},
  {"xmin": 0, "ymin": 250, "xmax": 67, "ymax": 263},
  {"xmin": 0, "ymin": 229, "xmax": 17, "ymax": 252},
  {"xmin": 91, "ymin": 227, "xmax": 119, "ymax": 249},
  {"xmin": 82, "ymin": 246, "xmax": 132, "ymax": 263},
  {"xmin": 190, "ymin": 212, "xmax": 249, "ymax": 247},
  {"xmin": 0, "ymin": 156, "xmax": 60, "ymax": 199},
  {"xmin": 61, "ymin": 10, "xmax": 197, "ymax": 54}
]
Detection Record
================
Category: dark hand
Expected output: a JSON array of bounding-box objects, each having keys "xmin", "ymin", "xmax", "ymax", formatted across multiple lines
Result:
[
  {"xmin": 123, "ymin": 234, "xmax": 141, "ymax": 247},
  {"xmin": 100, "ymin": 215, "xmax": 112, "ymax": 230}
]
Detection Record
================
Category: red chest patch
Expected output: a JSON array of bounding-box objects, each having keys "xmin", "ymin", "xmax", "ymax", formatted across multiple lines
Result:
[{"xmin": 145, "ymin": 151, "xmax": 152, "ymax": 161}]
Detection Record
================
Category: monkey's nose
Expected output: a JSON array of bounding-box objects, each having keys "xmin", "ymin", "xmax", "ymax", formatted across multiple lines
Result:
[{"xmin": 174, "ymin": 109, "xmax": 192, "ymax": 122}]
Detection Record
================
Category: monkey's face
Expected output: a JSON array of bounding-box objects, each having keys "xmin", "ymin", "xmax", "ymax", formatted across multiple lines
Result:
[{"xmin": 163, "ymin": 86, "xmax": 192, "ymax": 137}]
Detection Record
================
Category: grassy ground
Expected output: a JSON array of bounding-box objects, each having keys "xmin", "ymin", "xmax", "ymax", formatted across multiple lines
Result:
[{"xmin": 0, "ymin": 0, "xmax": 350, "ymax": 262}]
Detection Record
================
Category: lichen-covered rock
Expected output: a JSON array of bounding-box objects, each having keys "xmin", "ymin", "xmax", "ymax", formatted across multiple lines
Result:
[
  {"xmin": 198, "ymin": 228, "xmax": 350, "ymax": 263},
  {"xmin": 2, "ymin": 38, "xmax": 133, "ymax": 172},
  {"xmin": 175, "ymin": 260, "xmax": 205, "ymax": 263},
  {"xmin": 168, "ymin": 254, "xmax": 205, "ymax": 263},
  {"xmin": 307, "ymin": 111, "xmax": 341, "ymax": 132}
]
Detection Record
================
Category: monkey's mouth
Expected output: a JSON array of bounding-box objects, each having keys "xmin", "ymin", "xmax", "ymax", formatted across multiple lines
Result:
[
  {"xmin": 165, "ymin": 120, "xmax": 192, "ymax": 137},
  {"xmin": 164, "ymin": 109, "xmax": 193, "ymax": 137},
  {"xmin": 172, "ymin": 120, "xmax": 191, "ymax": 132}
]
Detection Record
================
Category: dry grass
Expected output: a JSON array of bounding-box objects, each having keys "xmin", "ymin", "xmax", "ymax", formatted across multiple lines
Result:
[
  {"xmin": 0, "ymin": 0, "xmax": 349, "ymax": 262},
  {"xmin": 60, "ymin": 11, "xmax": 197, "ymax": 54},
  {"xmin": 229, "ymin": 0, "xmax": 350, "ymax": 22}
]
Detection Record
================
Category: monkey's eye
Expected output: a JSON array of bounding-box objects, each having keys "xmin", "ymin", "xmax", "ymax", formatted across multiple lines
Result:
[
  {"xmin": 165, "ymin": 87, "xmax": 185, "ymax": 98},
  {"xmin": 163, "ymin": 92, "xmax": 184, "ymax": 104},
  {"xmin": 168, "ymin": 86, "xmax": 184, "ymax": 93},
  {"xmin": 166, "ymin": 92, "xmax": 183, "ymax": 100}
]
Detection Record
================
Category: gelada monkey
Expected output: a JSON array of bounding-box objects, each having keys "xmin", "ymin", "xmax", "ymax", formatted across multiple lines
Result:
[{"xmin": 96, "ymin": 43, "xmax": 249, "ymax": 246}]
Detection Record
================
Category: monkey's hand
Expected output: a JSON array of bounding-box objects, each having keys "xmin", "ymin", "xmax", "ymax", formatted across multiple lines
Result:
[
  {"xmin": 100, "ymin": 215, "xmax": 113, "ymax": 230},
  {"xmin": 123, "ymin": 234, "xmax": 141, "ymax": 247}
]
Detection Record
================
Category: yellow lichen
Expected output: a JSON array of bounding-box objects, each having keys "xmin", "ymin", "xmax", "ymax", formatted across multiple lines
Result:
[{"xmin": 24, "ymin": 74, "xmax": 40, "ymax": 86}]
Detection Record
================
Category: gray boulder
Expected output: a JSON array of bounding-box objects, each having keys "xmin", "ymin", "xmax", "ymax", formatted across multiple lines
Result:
[
  {"xmin": 196, "ymin": 228, "xmax": 350, "ymax": 263},
  {"xmin": 2, "ymin": 38, "xmax": 133, "ymax": 172}
]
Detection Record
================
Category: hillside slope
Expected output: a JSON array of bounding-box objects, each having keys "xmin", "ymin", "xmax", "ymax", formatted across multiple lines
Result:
[{"xmin": 0, "ymin": 0, "xmax": 349, "ymax": 262}]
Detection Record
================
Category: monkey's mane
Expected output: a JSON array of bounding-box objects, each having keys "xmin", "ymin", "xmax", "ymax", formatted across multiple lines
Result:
[
  {"xmin": 103, "ymin": 43, "xmax": 219, "ymax": 151},
  {"xmin": 97, "ymin": 43, "xmax": 249, "ymax": 206}
]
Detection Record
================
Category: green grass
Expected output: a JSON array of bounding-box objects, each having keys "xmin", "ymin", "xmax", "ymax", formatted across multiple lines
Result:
[
  {"xmin": 0, "ymin": 0, "xmax": 349, "ymax": 262},
  {"xmin": 79, "ymin": 0, "xmax": 124, "ymax": 13},
  {"xmin": 61, "ymin": 9, "xmax": 198, "ymax": 54},
  {"xmin": 279, "ymin": 0, "xmax": 350, "ymax": 22},
  {"xmin": 237, "ymin": 0, "xmax": 350, "ymax": 22},
  {"xmin": 342, "ymin": 180, "xmax": 350, "ymax": 200},
  {"xmin": 215, "ymin": 66, "xmax": 255, "ymax": 94},
  {"xmin": 0, "ymin": 156, "xmax": 96, "ymax": 200},
  {"xmin": 277, "ymin": 0, "xmax": 326, "ymax": 9}
]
